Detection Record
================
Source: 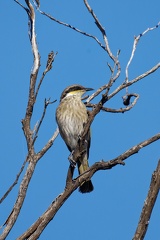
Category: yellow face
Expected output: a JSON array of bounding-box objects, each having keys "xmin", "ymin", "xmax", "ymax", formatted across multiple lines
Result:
[{"xmin": 67, "ymin": 89, "xmax": 85, "ymax": 97}]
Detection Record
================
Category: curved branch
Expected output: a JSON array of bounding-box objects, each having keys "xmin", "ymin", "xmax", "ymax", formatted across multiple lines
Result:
[
  {"xmin": 87, "ymin": 93, "xmax": 139, "ymax": 113},
  {"xmin": 125, "ymin": 22, "xmax": 160, "ymax": 83},
  {"xmin": 38, "ymin": 9, "xmax": 105, "ymax": 50}
]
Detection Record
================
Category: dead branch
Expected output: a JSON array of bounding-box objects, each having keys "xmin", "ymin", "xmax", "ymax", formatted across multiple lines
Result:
[
  {"xmin": 0, "ymin": 1, "xmax": 40, "ymax": 238},
  {"xmin": 0, "ymin": 157, "xmax": 27, "ymax": 204},
  {"xmin": 36, "ymin": 127, "xmax": 59, "ymax": 160},
  {"xmin": 88, "ymin": 61, "xmax": 160, "ymax": 105},
  {"xmin": 87, "ymin": 93, "xmax": 139, "ymax": 113},
  {"xmin": 83, "ymin": 0, "xmax": 111, "ymax": 56},
  {"xmin": 132, "ymin": 160, "xmax": 160, "ymax": 240},
  {"xmin": 6, "ymin": 2, "xmax": 159, "ymax": 240},
  {"xmin": 35, "ymin": 51, "xmax": 57, "ymax": 99},
  {"xmin": 17, "ymin": 133, "xmax": 160, "ymax": 240},
  {"xmin": 37, "ymin": 1, "xmax": 160, "ymax": 108},
  {"xmin": 83, "ymin": 0, "xmax": 121, "ymax": 83},
  {"xmin": 125, "ymin": 22, "xmax": 160, "ymax": 84},
  {"xmin": 33, "ymin": 98, "xmax": 57, "ymax": 143},
  {"xmin": 108, "ymin": 62, "xmax": 160, "ymax": 101},
  {"xmin": 0, "ymin": 161, "xmax": 37, "ymax": 240},
  {"xmin": 38, "ymin": 1, "xmax": 121, "ymax": 83},
  {"xmin": 38, "ymin": 9, "xmax": 105, "ymax": 50}
]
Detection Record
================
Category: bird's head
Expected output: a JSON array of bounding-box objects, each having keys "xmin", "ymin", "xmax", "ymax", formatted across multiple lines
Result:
[{"xmin": 60, "ymin": 84, "xmax": 93, "ymax": 101}]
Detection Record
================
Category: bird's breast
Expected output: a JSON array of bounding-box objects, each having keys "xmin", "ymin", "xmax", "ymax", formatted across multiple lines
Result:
[{"xmin": 56, "ymin": 97, "xmax": 88, "ymax": 150}]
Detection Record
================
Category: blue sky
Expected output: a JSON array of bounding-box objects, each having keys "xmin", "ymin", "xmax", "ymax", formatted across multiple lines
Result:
[{"xmin": 0, "ymin": 0, "xmax": 160, "ymax": 239}]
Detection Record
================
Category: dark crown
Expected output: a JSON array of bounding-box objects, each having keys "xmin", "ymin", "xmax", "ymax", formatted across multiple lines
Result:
[{"xmin": 60, "ymin": 84, "xmax": 90, "ymax": 101}]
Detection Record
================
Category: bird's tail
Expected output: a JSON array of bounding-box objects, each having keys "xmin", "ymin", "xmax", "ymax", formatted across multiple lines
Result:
[{"xmin": 78, "ymin": 153, "xmax": 94, "ymax": 193}]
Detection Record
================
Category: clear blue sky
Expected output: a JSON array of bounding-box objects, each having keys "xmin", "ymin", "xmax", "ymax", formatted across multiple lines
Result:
[{"xmin": 0, "ymin": 0, "xmax": 160, "ymax": 239}]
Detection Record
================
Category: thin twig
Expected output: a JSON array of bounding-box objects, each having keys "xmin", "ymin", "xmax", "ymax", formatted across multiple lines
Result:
[
  {"xmin": 125, "ymin": 22, "xmax": 160, "ymax": 88},
  {"xmin": 83, "ymin": 0, "xmax": 121, "ymax": 85},
  {"xmin": 33, "ymin": 98, "xmax": 57, "ymax": 143},
  {"xmin": 86, "ymin": 84, "xmax": 109, "ymax": 103},
  {"xmin": 109, "ymin": 62, "xmax": 160, "ymax": 101},
  {"xmin": 38, "ymin": 9, "xmax": 105, "ymax": 50},
  {"xmin": 0, "ymin": 157, "xmax": 28, "ymax": 204},
  {"xmin": 14, "ymin": 0, "xmax": 29, "ymax": 13},
  {"xmin": 35, "ymin": 51, "xmax": 57, "ymax": 99},
  {"xmin": 38, "ymin": 1, "xmax": 121, "ymax": 85},
  {"xmin": 36, "ymin": 127, "xmax": 59, "ymax": 160},
  {"xmin": 83, "ymin": 0, "xmax": 116, "ymax": 62}
]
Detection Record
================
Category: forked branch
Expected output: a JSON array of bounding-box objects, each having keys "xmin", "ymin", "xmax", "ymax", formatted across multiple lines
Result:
[{"xmin": 17, "ymin": 133, "xmax": 160, "ymax": 240}]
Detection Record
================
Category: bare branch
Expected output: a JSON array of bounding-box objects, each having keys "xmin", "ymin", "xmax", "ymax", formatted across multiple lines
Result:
[
  {"xmin": 90, "ymin": 0, "xmax": 121, "ymax": 84},
  {"xmin": 38, "ymin": 9, "xmax": 105, "ymax": 50},
  {"xmin": 87, "ymin": 93, "xmax": 139, "ymax": 113},
  {"xmin": 21, "ymin": 0, "xmax": 40, "ymax": 149},
  {"xmin": 83, "ymin": 0, "xmax": 118, "ymax": 64},
  {"xmin": 108, "ymin": 63, "xmax": 160, "ymax": 101},
  {"xmin": 84, "ymin": 0, "xmax": 106, "ymax": 34},
  {"xmin": 0, "ymin": 158, "xmax": 27, "ymax": 204},
  {"xmin": 125, "ymin": 22, "xmax": 160, "ymax": 84},
  {"xmin": 86, "ymin": 62, "xmax": 159, "ymax": 129},
  {"xmin": 38, "ymin": 1, "xmax": 121, "ymax": 85},
  {"xmin": 83, "ymin": 0, "xmax": 121, "ymax": 84},
  {"xmin": 86, "ymin": 84, "xmax": 110, "ymax": 103},
  {"xmin": 86, "ymin": 51, "xmax": 121, "ymax": 104},
  {"xmin": 33, "ymin": 98, "xmax": 57, "ymax": 143},
  {"xmin": 32, "ymin": 0, "xmax": 40, "ymax": 8},
  {"xmin": 133, "ymin": 160, "xmax": 160, "ymax": 240},
  {"xmin": 0, "ymin": 161, "xmax": 36, "ymax": 240},
  {"xmin": 9, "ymin": 2, "xmax": 160, "ymax": 240},
  {"xmin": 35, "ymin": 51, "xmax": 57, "ymax": 99},
  {"xmin": 36, "ymin": 128, "xmax": 59, "ymax": 160},
  {"xmin": 83, "ymin": 0, "xmax": 110, "ymax": 54},
  {"xmin": 0, "ymin": 1, "xmax": 41, "ymax": 238},
  {"xmin": 25, "ymin": 0, "xmax": 40, "ymax": 73},
  {"xmin": 17, "ymin": 133, "xmax": 160, "ymax": 239},
  {"xmin": 14, "ymin": 0, "xmax": 29, "ymax": 13}
]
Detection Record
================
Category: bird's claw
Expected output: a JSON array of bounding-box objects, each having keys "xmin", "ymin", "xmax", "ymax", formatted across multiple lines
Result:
[
  {"xmin": 68, "ymin": 152, "xmax": 76, "ymax": 167},
  {"xmin": 70, "ymin": 159, "xmax": 76, "ymax": 168}
]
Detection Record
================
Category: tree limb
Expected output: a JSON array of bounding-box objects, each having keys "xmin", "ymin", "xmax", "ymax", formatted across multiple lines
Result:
[
  {"xmin": 132, "ymin": 160, "xmax": 160, "ymax": 240},
  {"xmin": 17, "ymin": 133, "xmax": 160, "ymax": 240},
  {"xmin": 0, "ymin": 1, "xmax": 40, "ymax": 238}
]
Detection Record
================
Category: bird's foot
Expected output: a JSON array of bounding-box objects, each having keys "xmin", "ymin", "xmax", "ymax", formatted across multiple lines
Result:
[{"xmin": 68, "ymin": 152, "xmax": 76, "ymax": 168}]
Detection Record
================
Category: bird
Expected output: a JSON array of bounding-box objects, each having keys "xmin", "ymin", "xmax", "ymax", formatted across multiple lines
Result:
[{"xmin": 56, "ymin": 84, "xmax": 94, "ymax": 193}]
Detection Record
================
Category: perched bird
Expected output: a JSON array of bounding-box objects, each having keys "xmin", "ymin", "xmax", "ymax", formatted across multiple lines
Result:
[{"xmin": 56, "ymin": 84, "xmax": 94, "ymax": 193}]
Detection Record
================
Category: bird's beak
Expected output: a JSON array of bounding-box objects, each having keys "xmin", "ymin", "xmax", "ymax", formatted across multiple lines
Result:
[{"xmin": 85, "ymin": 87, "xmax": 94, "ymax": 92}]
